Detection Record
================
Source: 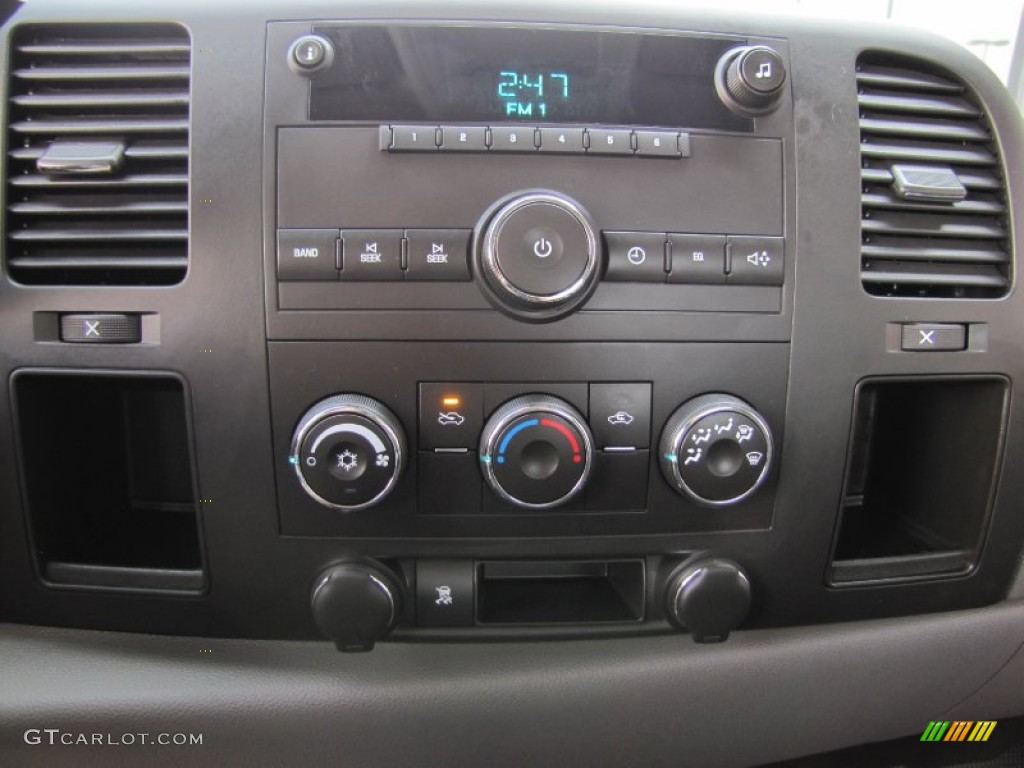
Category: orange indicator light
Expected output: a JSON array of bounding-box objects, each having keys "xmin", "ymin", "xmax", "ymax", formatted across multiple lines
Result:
[{"xmin": 442, "ymin": 396, "xmax": 461, "ymax": 407}]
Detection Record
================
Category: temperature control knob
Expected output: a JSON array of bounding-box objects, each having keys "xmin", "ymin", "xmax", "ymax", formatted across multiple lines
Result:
[
  {"xmin": 474, "ymin": 191, "xmax": 601, "ymax": 323},
  {"xmin": 290, "ymin": 394, "xmax": 406, "ymax": 511},
  {"xmin": 659, "ymin": 394, "xmax": 773, "ymax": 506},
  {"xmin": 479, "ymin": 395, "xmax": 594, "ymax": 509},
  {"xmin": 715, "ymin": 45, "xmax": 787, "ymax": 116}
]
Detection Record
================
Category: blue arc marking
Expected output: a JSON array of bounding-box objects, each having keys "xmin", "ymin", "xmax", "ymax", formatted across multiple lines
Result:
[{"xmin": 498, "ymin": 419, "xmax": 539, "ymax": 456}]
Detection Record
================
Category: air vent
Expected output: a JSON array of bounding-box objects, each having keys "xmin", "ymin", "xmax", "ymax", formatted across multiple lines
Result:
[
  {"xmin": 857, "ymin": 54, "xmax": 1011, "ymax": 298},
  {"xmin": 5, "ymin": 24, "xmax": 190, "ymax": 286}
]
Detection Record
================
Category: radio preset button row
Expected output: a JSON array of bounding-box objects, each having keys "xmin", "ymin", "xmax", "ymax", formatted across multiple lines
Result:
[
  {"xmin": 382, "ymin": 124, "xmax": 689, "ymax": 158},
  {"xmin": 603, "ymin": 231, "xmax": 784, "ymax": 286}
]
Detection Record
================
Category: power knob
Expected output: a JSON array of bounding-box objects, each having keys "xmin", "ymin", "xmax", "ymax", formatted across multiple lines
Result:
[
  {"xmin": 290, "ymin": 394, "xmax": 406, "ymax": 511},
  {"xmin": 473, "ymin": 190, "xmax": 601, "ymax": 323},
  {"xmin": 715, "ymin": 46, "xmax": 787, "ymax": 116},
  {"xmin": 659, "ymin": 394, "xmax": 773, "ymax": 506}
]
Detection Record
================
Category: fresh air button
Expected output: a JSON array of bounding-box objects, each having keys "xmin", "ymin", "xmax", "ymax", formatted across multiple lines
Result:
[
  {"xmin": 901, "ymin": 323, "xmax": 967, "ymax": 352},
  {"xmin": 340, "ymin": 230, "xmax": 403, "ymax": 281},
  {"xmin": 587, "ymin": 128, "xmax": 634, "ymax": 155},
  {"xmin": 590, "ymin": 382, "xmax": 652, "ymax": 449},
  {"xmin": 667, "ymin": 234, "xmax": 725, "ymax": 284},
  {"xmin": 416, "ymin": 560, "xmax": 475, "ymax": 627},
  {"xmin": 419, "ymin": 382, "xmax": 484, "ymax": 450},
  {"xmin": 277, "ymin": 228, "xmax": 339, "ymax": 281},
  {"xmin": 60, "ymin": 313, "xmax": 142, "ymax": 344},
  {"xmin": 537, "ymin": 127, "xmax": 585, "ymax": 154},
  {"xmin": 406, "ymin": 230, "xmax": 471, "ymax": 281},
  {"xmin": 635, "ymin": 130, "xmax": 685, "ymax": 158},
  {"xmin": 439, "ymin": 126, "xmax": 487, "ymax": 152},
  {"xmin": 604, "ymin": 231, "xmax": 666, "ymax": 282},
  {"xmin": 727, "ymin": 236, "xmax": 784, "ymax": 285},
  {"xmin": 389, "ymin": 125, "xmax": 438, "ymax": 151},
  {"xmin": 490, "ymin": 126, "xmax": 537, "ymax": 152}
]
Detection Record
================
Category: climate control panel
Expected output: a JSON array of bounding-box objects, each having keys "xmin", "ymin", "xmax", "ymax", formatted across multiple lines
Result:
[
  {"xmin": 269, "ymin": 341, "xmax": 788, "ymax": 538},
  {"xmin": 286, "ymin": 384, "xmax": 775, "ymax": 519}
]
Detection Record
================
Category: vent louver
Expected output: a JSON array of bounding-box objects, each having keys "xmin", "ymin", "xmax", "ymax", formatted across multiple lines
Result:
[
  {"xmin": 5, "ymin": 24, "xmax": 190, "ymax": 286},
  {"xmin": 857, "ymin": 54, "xmax": 1011, "ymax": 298}
]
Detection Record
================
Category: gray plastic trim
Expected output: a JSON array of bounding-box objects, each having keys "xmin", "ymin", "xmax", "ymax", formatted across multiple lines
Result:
[{"xmin": 1, "ymin": 603, "xmax": 1023, "ymax": 766}]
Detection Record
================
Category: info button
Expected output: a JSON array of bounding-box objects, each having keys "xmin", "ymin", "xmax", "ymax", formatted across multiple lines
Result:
[{"xmin": 604, "ymin": 231, "xmax": 667, "ymax": 283}]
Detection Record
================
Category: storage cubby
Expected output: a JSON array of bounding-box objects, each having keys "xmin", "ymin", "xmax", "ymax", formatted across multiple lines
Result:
[
  {"xmin": 829, "ymin": 377, "xmax": 1008, "ymax": 584},
  {"xmin": 13, "ymin": 371, "xmax": 204, "ymax": 592},
  {"xmin": 477, "ymin": 560, "xmax": 645, "ymax": 624}
]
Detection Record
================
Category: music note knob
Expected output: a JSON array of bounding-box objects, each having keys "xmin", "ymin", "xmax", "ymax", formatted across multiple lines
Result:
[{"xmin": 716, "ymin": 46, "xmax": 787, "ymax": 116}]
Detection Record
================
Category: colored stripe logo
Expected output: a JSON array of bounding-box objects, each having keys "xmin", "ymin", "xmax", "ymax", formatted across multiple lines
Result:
[{"xmin": 920, "ymin": 721, "xmax": 996, "ymax": 742}]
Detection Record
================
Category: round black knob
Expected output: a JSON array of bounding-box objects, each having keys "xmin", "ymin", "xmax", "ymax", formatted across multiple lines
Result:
[
  {"xmin": 659, "ymin": 393, "xmax": 773, "ymax": 506},
  {"xmin": 474, "ymin": 190, "xmax": 601, "ymax": 322},
  {"xmin": 479, "ymin": 394, "xmax": 594, "ymax": 509},
  {"xmin": 666, "ymin": 558, "xmax": 751, "ymax": 643},
  {"xmin": 311, "ymin": 562, "xmax": 400, "ymax": 651},
  {"xmin": 715, "ymin": 46, "xmax": 787, "ymax": 116},
  {"xmin": 290, "ymin": 394, "xmax": 406, "ymax": 511}
]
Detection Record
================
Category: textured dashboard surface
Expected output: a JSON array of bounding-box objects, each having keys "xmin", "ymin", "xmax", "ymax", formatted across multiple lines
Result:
[{"xmin": 2, "ymin": 602, "xmax": 1024, "ymax": 767}]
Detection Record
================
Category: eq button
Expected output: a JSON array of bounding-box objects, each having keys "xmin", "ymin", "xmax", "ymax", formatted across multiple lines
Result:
[{"xmin": 668, "ymin": 234, "xmax": 726, "ymax": 284}]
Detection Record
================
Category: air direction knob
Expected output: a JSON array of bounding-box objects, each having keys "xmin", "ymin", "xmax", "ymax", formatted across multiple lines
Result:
[{"xmin": 659, "ymin": 394, "xmax": 773, "ymax": 506}]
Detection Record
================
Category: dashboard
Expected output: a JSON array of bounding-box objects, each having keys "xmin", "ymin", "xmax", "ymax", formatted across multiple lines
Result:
[{"xmin": 1, "ymin": 0, "xmax": 1024, "ymax": 765}]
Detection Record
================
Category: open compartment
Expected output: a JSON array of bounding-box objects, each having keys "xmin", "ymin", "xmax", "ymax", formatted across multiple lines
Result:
[
  {"xmin": 477, "ymin": 560, "xmax": 645, "ymax": 624},
  {"xmin": 12, "ymin": 370, "xmax": 205, "ymax": 592},
  {"xmin": 829, "ymin": 376, "xmax": 1008, "ymax": 584}
]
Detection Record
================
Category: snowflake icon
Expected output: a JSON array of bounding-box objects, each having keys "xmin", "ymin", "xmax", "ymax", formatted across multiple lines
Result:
[{"xmin": 336, "ymin": 449, "xmax": 359, "ymax": 472}]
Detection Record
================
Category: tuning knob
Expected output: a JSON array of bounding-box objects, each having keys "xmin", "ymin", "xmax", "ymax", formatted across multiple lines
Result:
[
  {"xmin": 665, "ymin": 558, "xmax": 751, "ymax": 643},
  {"xmin": 659, "ymin": 393, "xmax": 773, "ymax": 506},
  {"xmin": 479, "ymin": 394, "xmax": 594, "ymax": 509},
  {"xmin": 290, "ymin": 394, "xmax": 406, "ymax": 511},
  {"xmin": 311, "ymin": 561, "xmax": 401, "ymax": 651},
  {"xmin": 715, "ymin": 46, "xmax": 787, "ymax": 116},
  {"xmin": 474, "ymin": 190, "xmax": 601, "ymax": 322}
]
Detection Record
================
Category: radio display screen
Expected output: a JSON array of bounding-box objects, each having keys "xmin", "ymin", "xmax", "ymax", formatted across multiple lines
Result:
[{"xmin": 309, "ymin": 25, "xmax": 753, "ymax": 131}]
